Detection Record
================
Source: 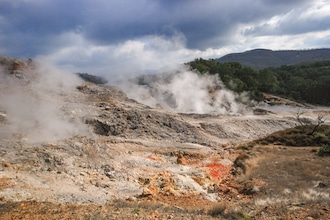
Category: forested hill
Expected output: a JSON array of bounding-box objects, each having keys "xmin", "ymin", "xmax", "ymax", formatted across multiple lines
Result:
[
  {"xmin": 216, "ymin": 48, "xmax": 330, "ymax": 70},
  {"xmin": 188, "ymin": 59, "xmax": 330, "ymax": 106}
]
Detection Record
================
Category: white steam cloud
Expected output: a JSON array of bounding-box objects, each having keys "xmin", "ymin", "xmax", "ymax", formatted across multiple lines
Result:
[
  {"xmin": 36, "ymin": 32, "xmax": 250, "ymax": 115},
  {"xmin": 117, "ymin": 67, "xmax": 250, "ymax": 115},
  {"xmin": 38, "ymin": 31, "xmax": 230, "ymax": 80},
  {"xmin": 0, "ymin": 60, "xmax": 88, "ymax": 143}
]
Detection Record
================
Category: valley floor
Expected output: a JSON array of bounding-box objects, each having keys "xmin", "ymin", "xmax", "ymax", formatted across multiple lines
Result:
[{"xmin": 0, "ymin": 60, "xmax": 329, "ymax": 219}]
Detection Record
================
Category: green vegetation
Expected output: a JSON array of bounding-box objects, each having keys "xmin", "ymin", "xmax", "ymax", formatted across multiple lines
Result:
[
  {"xmin": 318, "ymin": 144, "xmax": 330, "ymax": 157},
  {"xmin": 236, "ymin": 110, "xmax": 330, "ymax": 156},
  {"xmin": 187, "ymin": 59, "xmax": 330, "ymax": 105},
  {"xmin": 208, "ymin": 203, "xmax": 251, "ymax": 219},
  {"xmin": 131, "ymin": 208, "xmax": 140, "ymax": 214},
  {"xmin": 256, "ymin": 125, "xmax": 330, "ymax": 147}
]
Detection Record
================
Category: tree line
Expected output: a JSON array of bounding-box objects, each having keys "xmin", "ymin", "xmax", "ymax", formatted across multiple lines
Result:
[{"xmin": 187, "ymin": 58, "xmax": 330, "ymax": 105}]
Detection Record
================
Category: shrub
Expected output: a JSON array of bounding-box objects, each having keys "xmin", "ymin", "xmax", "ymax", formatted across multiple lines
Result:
[
  {"xmin": 208, "ymin": 203, "xmax": 251, "ymax": 220},
  {"xmin": 226, "ymin": 211, "xmax": 252, "ymax": 220},
  {"xmin": 318, "ymin": 144, "xmax": 330, "ymax": 157},
  {"xmin": 208, "ymin": 203, "xmax": 227, "ymax": 217},
  {"xmin": 255, "ymin": 125, "xmax": 330, "ymax": 147}
]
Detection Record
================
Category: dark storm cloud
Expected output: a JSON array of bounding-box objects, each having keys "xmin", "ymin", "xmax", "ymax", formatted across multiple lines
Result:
[
  {"xmin": 0, "ymin": 0, "xmax": 86, "ymax": 56},
  {"xmin": 1, "ymin": 2, "xmax": 82, "ymax": 33},
  {"xmin": 81, "ymin": 0, "xmax": 297, "ymax": 49},
  {"xmin": 0, "ymin": 0, "xmax": 328, "ymax": 58}
]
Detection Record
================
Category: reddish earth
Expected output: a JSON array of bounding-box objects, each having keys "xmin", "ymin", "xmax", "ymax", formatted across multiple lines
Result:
[
  {"xmin": 204, "ymin": 163, "xmax": 231, "ymax": 182},
  {"xmin": 146, "ymin": 155, "xmax": 165, "ymax": 163}
]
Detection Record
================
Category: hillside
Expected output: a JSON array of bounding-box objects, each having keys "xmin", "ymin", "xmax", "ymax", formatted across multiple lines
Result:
[
  {"xmin": 0, "ymin": 56, "xmax": 329, "ymax": 219},
  {"xmin": 216, "ymin": 48, "xmax": 330, "ymax": 69},
  {"xmin": 188, "ymin": 59, "xmax": 330, "ymax": 106}
]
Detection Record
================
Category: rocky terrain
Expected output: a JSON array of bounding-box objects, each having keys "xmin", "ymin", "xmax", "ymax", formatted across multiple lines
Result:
[{"xmin": 0, "ymin": 57, "xmax": 329, "ymax": 219}]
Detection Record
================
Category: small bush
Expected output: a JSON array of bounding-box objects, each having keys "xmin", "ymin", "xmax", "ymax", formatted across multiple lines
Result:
[
  {"xmin": 208, "ymin": 203, "xmax": 227, "ymax": 217},
  {"xmin": 226, "ymin": 211, "xmax": 252, "ymax": 220},
  {"xmin": 318, "ymin": 144, "xmax": 330, "ymax": 157},
  {"xmin": 208, "ymin": 203, "xmax": 251, "ymax": 220},
  {"xmin": 131, "ymin": 208, "xmax": 140, "ymax": 214}
]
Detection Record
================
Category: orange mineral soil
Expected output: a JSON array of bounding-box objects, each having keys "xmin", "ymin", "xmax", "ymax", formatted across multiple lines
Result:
[{"xmin": 204, "ymin": 163, "xmax": 231, "ymax": 182}]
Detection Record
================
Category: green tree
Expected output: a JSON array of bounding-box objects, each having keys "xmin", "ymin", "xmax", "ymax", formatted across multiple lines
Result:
[{"xmin": 258, "ymin": 69, "xmax": 279, "ymax": 93}]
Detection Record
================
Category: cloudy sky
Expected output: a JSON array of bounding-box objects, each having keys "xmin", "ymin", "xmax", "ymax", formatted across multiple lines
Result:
[{"xmin": 1, "ymin": 0, "xmax": 330, "ymax": 78}]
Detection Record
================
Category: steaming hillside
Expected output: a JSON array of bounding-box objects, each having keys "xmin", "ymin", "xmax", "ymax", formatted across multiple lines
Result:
[
  {"xmin": 216, "ymin": 48, "xmax": 330, "ymax": 69},
  {"xmin": 115, "ymin": 70, "xmax": 251, "ymax": 115},
  {"xmin": 1, "ymin": 56, "xmax": 329, "ymax": 219}
]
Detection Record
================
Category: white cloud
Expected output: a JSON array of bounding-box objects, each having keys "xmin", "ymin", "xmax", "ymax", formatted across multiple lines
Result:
[
  {"xmin": 243, "ymin": 0, "xmax": 330, "ymax": 37},
  {"xmin": 37, "ymin": 31, "xmax": 228, "ymax": 82},
  {"xmin": 302, "ymin": 0, "xmax": 330, "ymax": 19}
]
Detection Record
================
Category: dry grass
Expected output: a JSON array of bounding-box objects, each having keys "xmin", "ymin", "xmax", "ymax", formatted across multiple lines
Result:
[
  {"xmin": 231, "ymin": 143, "xmax": 330, "ymax": 219},
  {"xmin": 237, "ymin": 145, "xmax": 330, "ymax": 209},
  {"xmin": 0, "ymin": 199, "xmax": 220, "ymax": 220}
]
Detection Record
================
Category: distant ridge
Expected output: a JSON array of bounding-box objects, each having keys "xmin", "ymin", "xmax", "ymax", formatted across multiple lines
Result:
[{"xmin": 216, "ymin": 48, "xmax": 330, "ymax": 69}]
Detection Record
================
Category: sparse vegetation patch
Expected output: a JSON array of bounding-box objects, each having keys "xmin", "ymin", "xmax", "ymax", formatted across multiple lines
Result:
[
  {"xmin": 318, "ymin": 144, "xmax": 330, "ymax": 157},
  {"xmin": 255, "ymin": 124, "xmax": 330, "ymax": 147}
]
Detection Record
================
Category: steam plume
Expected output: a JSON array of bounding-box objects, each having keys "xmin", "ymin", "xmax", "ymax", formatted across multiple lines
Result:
[
  {"xmin": 116, "ymin": 66, "xmax": 250, "ymax": 115},
  {"xmin": 0, "ymin": 59, "xmax": 88, "ymax": 143}
]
